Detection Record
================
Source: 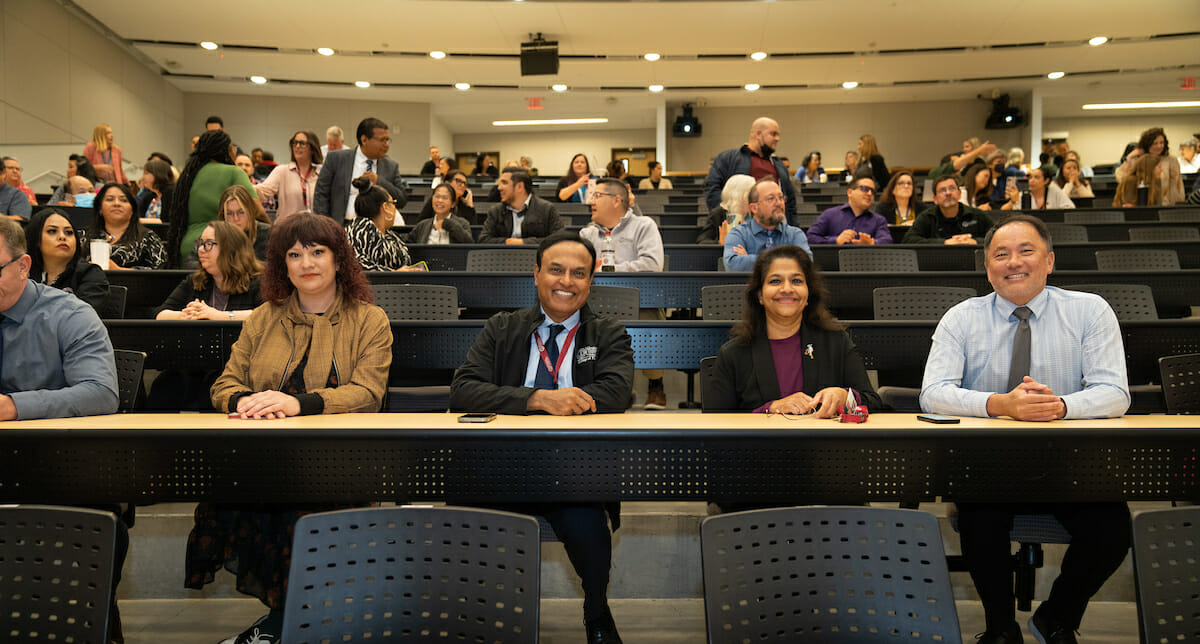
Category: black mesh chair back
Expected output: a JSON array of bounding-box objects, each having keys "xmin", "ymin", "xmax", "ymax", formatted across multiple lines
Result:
[
  {"xmin": 465, "ymin": 248, "xmax": 538, "ymax": 272},
  {"xmin": 1158, "ymin": 209, "xmax": 1200, "ymax": 222},
  {"xmin": 701, "ymin": 284, "xmax": 745, "ymax": 320},
  {"xmin": 873, "ymin": 286, "xmax": 977, "ymax": 320},
  {"xmin": 283, "ymin": 506, "xmax": 540, "ymax": 644},
  {"xmin": 1094, "ymin": 248, "xmax": 1181, "ymax": 271},
  {"xmin": 838, "ymin": 248, "xmax": 919, "ymax": 272},
  {"xmin": 974, "ymin": 248, "xmax": 985, "ymax": 271},
  {"xmin": 1044, "ymin": 223, "xmax": 1089, "ymax": 243},
  {"xmin": 699, "ymin": 356, "xmax": 717, "ymax": 409},
  {"xmin": 1128, "ymin": 226, "xmax": 1200, "ymax": 242},
  {"xmin": 371, "ymin": 284, "xmax": 459, "ymax": 320},
  {"xmin": 588, "ymin": 285, "xmax": 639, "ymax": 319},
  {"xmin": 1066, "ymin": 283, "xmax": 1158, "ymax": 320},
  {"xmin": 103, "ymin": 285, "xmax": 128, "ymax": 319},
  {"xmin": 1159, "ymin": 353, "xmax": 1200, "ymax": 414},
  {"xmin": 701, "ymin": 506, "xmax": 961, "ymax": 643},
  {"xmin": 1064, "ymin": 210, "xmax": 1124, "ymax": 224},
  {"xmin": 0, "ymin": 505, "xmax": 118, "ymax": 643},
  {"xmin": 1132, "ymin": 506, "xmax": 1200, "ymax": 644},
  {"xmin": 113, "ymin": 349, "xmax": 146, "ymax": 411}
]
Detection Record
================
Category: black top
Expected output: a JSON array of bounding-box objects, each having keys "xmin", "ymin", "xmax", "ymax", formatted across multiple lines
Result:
[
  {"xmin": 42, "ymin": 258, "xmax": 112, "ymax": 317},
  {"xmin": 155, "ymin": 275, "xmax": 263, "ymax": 318}
]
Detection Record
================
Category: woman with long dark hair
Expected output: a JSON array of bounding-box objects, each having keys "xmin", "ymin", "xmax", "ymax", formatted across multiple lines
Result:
[
  {"xmin": 253, "ymin": 130, "xmax": 323, "ymax": 220},
  {"xmin": 167, "ymin": 129, "xmax": 257, "ymax": 267},
  {"xmin": 24, "ymin": 207, "xmax": 110, "ymax": 315},
  {"xmin": 876, "ymin": 171, "xmax": 920, "ymax": 225},
  {"xmin": 345, "ymin": 176, "xmax": 413, "ymax": 270},
  {"xmin": 87, "ymin": 183, "xmax": 167, "ymax": 269},
  {"xmin": 556, "ymin": 152, "xmax": 594, "ymax": 202}
]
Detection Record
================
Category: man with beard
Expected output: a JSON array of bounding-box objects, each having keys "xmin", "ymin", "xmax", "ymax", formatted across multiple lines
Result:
[
  {"xmin": 705, "ymin": 117, "xmax": 798, "ymax": 224},
  {"xmin": 723, "ymin": 178, "xmax": 811, "ymax": 272}
]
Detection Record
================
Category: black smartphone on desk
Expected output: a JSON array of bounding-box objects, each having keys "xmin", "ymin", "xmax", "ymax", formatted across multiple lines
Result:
[
  {"xmin": 917, "ymin": 414, "xmax": 960, "ymax": 424},
  {"xmin": 458, "ymin": 413, "xmax": 497, "ymax": 423}
]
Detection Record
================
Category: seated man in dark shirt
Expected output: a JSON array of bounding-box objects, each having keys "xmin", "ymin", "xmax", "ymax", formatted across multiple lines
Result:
[{"xmin": 904, "ymin": 173, "xmax": 995, "ymax": 245}]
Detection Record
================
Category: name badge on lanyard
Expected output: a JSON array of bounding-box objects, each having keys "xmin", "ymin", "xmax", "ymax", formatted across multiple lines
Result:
[{"xmin": 534, "ymin": 323, "xmax": 581, "ymax": 386}]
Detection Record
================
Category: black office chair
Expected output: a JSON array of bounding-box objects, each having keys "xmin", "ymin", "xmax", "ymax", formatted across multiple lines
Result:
[
  {"xmin": 1131, "ymin": 506, "xmax": 1200, "ymax": 644},
  {"xmin": 103, "ymin": 284, "xmax": 128, "ymax": 319},
  {"xmin": 371, "ymin": 283, "xmax": 459, "ymax": 320},
  {"xmin": 588, "ymin": 285, "xmax": 639, "ymax": 319},
  {"xmin": 1159, "ymin": 353, "xmax": 1200, "ymax": 414},
  {"xmin": 113, "ymin": 349, "xmax": 146, "ymax": 411},
  {"xmin": 701, "ymin": 506, "xmax": 962, "ymax": 643},
  {"xmin": 1044, "ymin": 223, "xmax": 1089, "ymax": 243},
  {"xmin": 700, "ymin": 284, "xmax": 744, "ymax": 320},
  {"xmin": 1064, "ymin": 210, "xmax": 1124, "ymax": 224},
  {"xmin": 1128, "ymin": 226, "xmax": 1200, "ymax": 242},
  {"xmin": 1158, "ymin": 209, "xmax": 1200, "ymax": 223},
  {"xmin": 1094, "ymin": 248, "xmax": 1181, "ymax": 271},
  {"xmin": 283, "ymin": 506, "xmax": 540, "ymax": 644},
  {"xmin": 872, "ymin": 286, "xmax": 977, "ymax": 320},
  {"xmin": 465, "ymin": 248, "xmax": 538, "ymax": 272},
  {"xmin": 698, "ymin": 355, "xmax": 717, "ymax": 409},
  {"xmin": 1065, "ymin": 283, "xmax": 1158, "ymax": 320},
  {"xmin": 0, "ymin": 505, "xmax": 119, "ymax": 644},
  {"xmin": 838, "ymin": 248, "xmax": 919, "ymax": 272}
]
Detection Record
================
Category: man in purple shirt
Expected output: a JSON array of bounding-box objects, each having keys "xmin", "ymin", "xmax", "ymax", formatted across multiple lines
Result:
[{"xmin": 805, "ymin": 176, "xmax": 893, "ymax": 245}]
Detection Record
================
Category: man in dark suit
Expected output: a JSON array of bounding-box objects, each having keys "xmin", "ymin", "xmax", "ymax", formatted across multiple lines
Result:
[
  {"xmin": 477, "ymin": 167, "xmax": 564, "ymax": 244},
  {"xmin": 450, "ymin": 231, "xmax": 633, "ymax": 644},
  {"xmin": 312, "ymin": 117, "xmax": 407, "ymax": 225}
]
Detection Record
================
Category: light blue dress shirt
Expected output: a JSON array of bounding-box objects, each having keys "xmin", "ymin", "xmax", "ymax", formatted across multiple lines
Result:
[
  {"xmin": 523, "ymin": 308, "xmax": 582, "ymax": 389},
  {"xmin": 723, "ymin": 217, "xmax": 813, "ymax": 272},
  {"xmin": 920, "ymin": 286, "xmax": 1129, "ymax": 419}
]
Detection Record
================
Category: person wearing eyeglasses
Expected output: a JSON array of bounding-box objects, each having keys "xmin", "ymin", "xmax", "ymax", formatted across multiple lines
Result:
[
  {"xmin": 903, "ymin": 173, "xmax": 995, "ymax": 245},
  {"xmin": 254, "ymin": 130, "xmax": 324, "ymax": 221},
  {"xmin": 417, "ymin": 169, "xmax": 477, "ymax": 225},
  {"xmin": 723, "ymin": 178, "xmax": 812, "ymax": 272},
  {"xmin": 805, "ymin": 176, "xmax": 892, "ymax": 245},
  {"xmin": 312, "ymin": 117, "xmax": 408, "ymax": 226}
]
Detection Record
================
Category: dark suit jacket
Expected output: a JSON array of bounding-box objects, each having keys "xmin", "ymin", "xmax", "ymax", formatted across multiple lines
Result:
[
  {"xmin": 704, "ymin": 322, "xmax": 881, "ymax": 412},
  {"xmin": 312, "ymin": 147, "xmax": 407, "ymax": 224},
  {"xmin": 449, "ymin": 304, "xmax": 634, "ymax": 415},
  {"xmin": 477, "ymin": 195, "xmax": 564, "ymax": 244}
]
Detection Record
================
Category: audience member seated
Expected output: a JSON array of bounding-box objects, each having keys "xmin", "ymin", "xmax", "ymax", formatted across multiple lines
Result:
[
  {"xmin": 1004, "ymin": 165, "xmax": 1073, "ymax": 210},
  {"xmin": 557, "ymin": 153, "xmax": 596, "ymax": 203},
  {"xmin": 406, "ymin": 182, "xmax": 473, "ymax": 245},
  {"xmin": 82, "ymin": 123, "xmax": 127, "ymax": 185},
  {"xmin": 928, "ymin": 141, "xmax": 999, "ymax": 183},
  {"xmin": 168, "ymin": 129, "xmax": 257, "ymax": 267},
  {"xmin": 984, "ymin": 151, "xmax": 1012, "ymax": 208},
  {"xmin": 1113, "ymin": 154, "xmax": 1162, "ymax": 208},
  {"xmin": 1180, "ymin": 138, "xmax": 1200, "ymax": 174},
  {"xmin": 61, "ymin": 175, "xmax": 96, "ymax": 208},
  {"xmin": 480, "ymin": 167, "xmax": 564, "ymax": 245},
  {"xmin": 1063, "ymin": 149, "xmax": 1092, "ymax": 178},
  {"xmin": 963, "ymin": 163, "xmax": 994, "ymax": 210},
  {"xmin": 904, "ymin": 174, "xmax": 994, "ymax": 245},
  {"xmin": 604, "ymin": 159, "xmax": 628, "ymax": 183},
  {"xmin": 346, "ymin": 176, "xmax": 413, "ymax": 270},
  {"xmin": 1, "ymin": 155, "xmax": 34, "ymax": 208},
  {"xmin": 429, "ymin": 158, "xmax": 454, "ymax": 188},
  {"xmin": 520, "ymin": 154, "xmax": 538, "ymax": 176},
  {"xmin": 312, "ymin": 117, "xmax": 408, "ymax": 226},
  {"xmin": 638, "ymin": 161, "xmax": 674, "ymax": 190},
  {"xmin": 1055, "ymin": 158, "xmax": 1094, "ymax": 200},
  {"xmin": 156, "ymin": 221, "xmax": 262, "ymax": 321},
  {"xmin": 24, "ymin": 207, "xmax": 109, "ymax": 315},
  {"xmin": 417, "ymin": 169, "xmax": 477, "ymax": 224},
  {"xmin": 707, "ymin": 244, "xmax": 880, "ymax": 415},
  {"xmin": 136, "ymin": 159, "xmax": 176, "ymax": 222},
  {"xmin": 838, "ymin": 150, "xmax": 860, "ymax": 182},
  {"xmin": 920, "ymin": 214, "xmax": 1130, "ymax": 644},
  {"xmin": 724, "ymin": 178, "xmax": 812, "ymax": 271},
  {"xmin": 790, "ymin": 150, "xmax": 822, "ymax": 182},
  {"xmin": 1007, "ymin": 147, "xmax": 1028, "ymax": 176},
  {"xmin": 697, "ymin": 174, "xmax": 755, "ymax": 244},
  {"xmin": 420, "ymin": 145, "xmax": 442, "ymax": 175},
  {"xmin": 806, "ymin": 176, "xmax": 892, "ymax": 245},
  {"xmin": 856, "ymin": 133, "xmax": 891, "ymax": 189},
  {"xmin": 450, "ymin": 231, "xmax": 632, "ymax": 644},
  {"xmin": 1115, "ymin": 127, "xmax": 1186, "ymax": 205},
  {"xmin": 194, "ymin": 213, "xmax": 392, "ymax": 644},
  {"xmin": 87, "ymin": 183, "xmax": 168, "ymax": 269},
  {"xmin": 876, "ymin": 171, "xmax": 919, "ymax": 225},
  {"xmin": 220, "ymin": 185, "xmax": 271, "ymax": 261},
  {"xmin": 49, "ymin": 154, "xmax": 100, "ymax": 203},
  {"xmin": 254, "ymin": 130, "xmax": 323, "ymax": 221},
  {"xmin": 473, "ymin": 153, "xmax": 499, "ymax": 178}
]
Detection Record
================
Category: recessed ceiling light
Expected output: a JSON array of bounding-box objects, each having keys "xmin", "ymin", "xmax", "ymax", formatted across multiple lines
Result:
[
  {"xmin": 644, "ymin": 53, "xmax": 661, "ymax": 62},
  {"xmin": 551, "ymin": 84, "xmax": 568, "ymax": 92},
  {"xmin": 429, "ymin": 51, "xmax": 446, "ymax": 60},
  {"xmin": 750, "ymin": 51, "xmax": 767, "ymax": 61},
  {"xmin": 355, "ymin": 80, "xmax": 371, "ymax": 88},
  {"xmin": 648, "ymin": 84, "xmax": 664, "ymax": 93},
  {"xmin": 249, "ymin": 76, "xmax": 267, "ymax": 85},
  {"xmin": 842, "ymin": 81, "xmax": 859, "ymax": 89},
  {"xmin": 1083, "ymin": 101, "xmax": 1200, "ymax": 110},
  {"xmin": 1047, "ymin": 71, "xmax": 1065, "ymax": 80},
  {"xmin": 493, "ymin": 118, "xmax": 609, "ymax": 127},
  {"xmin": 744, "ymin": 83, "xmax": 760, "ymax": 91},
  {"xmin": 199, "ymin": 41, "xmax": 218, "ymax": 50},
  {"xmin": 1088, "ymin": 36, "xmax": 1108, "ymax": 46},
  {"xmin": 454, "ymin": 82, "xmax": 471, "ymax": 90},
  {"xmin": 317, "ymin": 47, "xmax": 335, "ymax": 56}
]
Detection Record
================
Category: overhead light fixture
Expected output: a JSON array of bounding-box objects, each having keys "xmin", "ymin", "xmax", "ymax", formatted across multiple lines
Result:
[
  {"xmin": 249, "ymin": 76, "xmax": 267, "ymax": 85},
  {"xmin": 1083, "ymin": 101, "xmax": 1200, "ymax": 110},
  {"xmin": 1047, "ymin": 71, "xmax": 1065, "ymax": 80},
  {"xmin": 644, "ymin": 53, "xmax": 661, "ymax": 62},
  {"xmin": 492, "ymin": 118, "xmax": 609, "ymax": 127},
  {"xmin": 316, "ymin": 47, "xmax": 334, "ymax": 56},
  {"xmin": 1088, "ymin": 36, "xmax": 1109, "ymax": 46},
  {"xmin": 354, "ymin": 80, "xmax": 371, "ymax": 88},
  {"xmin": 842, "ymin": 81, "xmax": 859, "ymax": 89},
  {"xmin": 199, "ymin": 41, "xmax": 218, "ymax": 50},
  {"xmin": 454, "ymin": 82, "xmax": 471, "ymax": 90},
  {"xmin": 744, "ymin": 83, "xmax": 760, "ymax": 91},
  {"xmin": 648, "ymin": 84, "xmax": 664, "ymax": 93},
  {"xmin": 551, "ymin": 84, "xmax": 568, "ymax": 92},
  {"xmin": 750, "ymin": 51, "xmax": 767, "ymax": 61},
  {"xmin": 429, "ymin": 50, "xmax": 446, "ymax": 60}
]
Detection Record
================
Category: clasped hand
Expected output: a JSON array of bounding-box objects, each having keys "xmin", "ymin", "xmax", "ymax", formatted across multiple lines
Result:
[
  {"xmin": 987, "ymin": 376, "xmax": 1065, "ymax": 422},
  {"xmin": 768, "ymin": 387, "xmax": 848, "ymax": 419},
  {"xmin": 527, "ymin": 387, "xmax": 596, "ymax": 416},
  {"xmin": 233, "ymin": 390, "xmax": 301, "ymax": 420}
]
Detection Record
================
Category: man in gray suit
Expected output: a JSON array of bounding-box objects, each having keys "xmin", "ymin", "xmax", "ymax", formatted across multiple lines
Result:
[{"xmin": 313, "ymin": 117, "xmax": 408, "ymax": 225}]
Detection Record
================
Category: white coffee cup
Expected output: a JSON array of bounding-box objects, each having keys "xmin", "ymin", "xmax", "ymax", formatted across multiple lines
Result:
[{"xmin": 90, "ymin": 240, "xmax": 110, "ymax": 268}]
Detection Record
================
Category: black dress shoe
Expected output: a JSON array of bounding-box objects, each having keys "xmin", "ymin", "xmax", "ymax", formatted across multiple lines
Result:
[
  {"xmin": 1029, "ymin": 608, "xmax": 1079, "ymax": 644},
  {"xmin": 585, "ymin": 610, "xmax": 623, "ymax": 644},
  {"xmin": 976, "ymin": 622, "xmax": 1024, "ymax": 644}
]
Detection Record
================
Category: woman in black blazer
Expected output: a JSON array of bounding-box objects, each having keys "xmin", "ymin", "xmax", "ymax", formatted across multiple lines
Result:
[{"xmin": 705, "ymin": 245, "xmax": 880, "ymax": 414}]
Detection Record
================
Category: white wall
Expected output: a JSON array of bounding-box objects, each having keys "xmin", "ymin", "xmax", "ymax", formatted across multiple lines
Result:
[
  {"xmin": 453, "ymin": 128, "xmax": 655, "ymax": 177},
  {"xmin": 1042, "ymin": 115, "xmax": 1199, "ymax": 168},
  {"xmin": 0, "ymin": 0, "xmax": 184, "ymax": 185},
  {"xmin": 182, "ymin": 93, "xmax": 431, "ymax": 172},
  {"xmin": 429, "ymin": 114, "xmax": 453, "ymax": 158}
]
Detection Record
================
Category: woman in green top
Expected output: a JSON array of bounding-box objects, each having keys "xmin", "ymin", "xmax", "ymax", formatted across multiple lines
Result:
[{"xmin": 167, "ymin": 129, "xmax": 257, "ymax": 267}]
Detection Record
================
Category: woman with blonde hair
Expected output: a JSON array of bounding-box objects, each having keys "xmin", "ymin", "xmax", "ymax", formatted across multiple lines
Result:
[
  {"xmin": 219, "ymin": 185, "xmax": 272, "ymax": 260},
  {"xmin": 698, "ymin": 174, "xmax": 756, "ymax": 244},
  {"xmin": 83, "ymin": 123, "xmax": 127, "ymax": 184}
]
